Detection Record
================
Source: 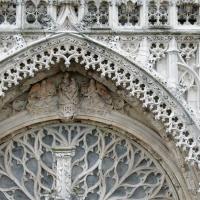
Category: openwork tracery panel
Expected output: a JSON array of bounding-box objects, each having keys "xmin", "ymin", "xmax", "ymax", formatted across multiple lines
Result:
[
  {"xmin": 85, "ymin": 1, "xmax": 109, "ymax": 27},
  {"xmin": 25, "ymin": 0, "xmax": 48, "ymax": 27},
  {"xmin": 118, "ymin": 1, "xmax": 140, "ymax": 26},
  {"xmin": 177, "ymin": 3, "xmax": 199, "ymax": 25},
  {"xmin": 148, "ymin": 1, "xmax": 169, "ymax": 26},
  {"xmin": 0, "ymin": 123, "xmax": 176, "ymax": 200},
  {"xmin": 0, "ymin": 2, "xmax": 16, "ymax": 25}
]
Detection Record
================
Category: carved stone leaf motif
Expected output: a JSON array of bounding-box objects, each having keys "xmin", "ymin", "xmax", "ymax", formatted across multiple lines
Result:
[{"xmin": 0, "ymin": 124, "xmax": 176, "ymax": 200}]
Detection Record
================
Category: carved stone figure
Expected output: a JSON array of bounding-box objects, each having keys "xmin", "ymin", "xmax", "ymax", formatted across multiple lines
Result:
[
  {"xmin": 112, "ymin": 95, "xmax": 125, "ymax": 110},
  {"xmin": 96, "ymin": 82, "xmax": 112, "ymax": 105},
  {"xmin": 12, "ymin": 95, "xmax": 27, "ymax": 113},
  {"xmin": 27, "ymin": 79, "xmax": 57, "ymax": 114},
  {"xmin": 0, "ymin": 106, "xmax": 12, "ymax": 121},
  {"xmin": 58, "ymin": 73, "xmax": 79, "ymax": 117},
  {"xmin": 80, "ymin": 79, "xmax": 112, "ymax": 114}
]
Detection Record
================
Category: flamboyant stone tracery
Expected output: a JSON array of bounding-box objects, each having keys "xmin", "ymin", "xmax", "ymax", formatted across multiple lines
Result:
[{"xmin": 0, "ymin": 123, "xmax": 177, "ymax": 200}]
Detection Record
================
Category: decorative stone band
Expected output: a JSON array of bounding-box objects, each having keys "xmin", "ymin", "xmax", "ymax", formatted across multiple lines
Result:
[{"xmin": 0, "ymin": 33, "xmax": 199, "ymax": 191}]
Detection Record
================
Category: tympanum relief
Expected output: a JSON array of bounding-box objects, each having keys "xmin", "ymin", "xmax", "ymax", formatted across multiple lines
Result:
[{"xmin": 0, "ymin": 72, "xmax": 125, "ymax": 121}]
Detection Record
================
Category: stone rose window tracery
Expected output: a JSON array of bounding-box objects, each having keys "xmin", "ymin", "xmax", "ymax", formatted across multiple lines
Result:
[
  {"xmin": 177, "ymin": 3, "xmax": 199, "ymax": 25},
  {"xmin": 0, "ymin": 2, "xmax": 16, "ymax": 26},
  {"xmin": 85, "ymin": 0, "xmax": 109, "ymax": 27},
  {"xmin": 0, "ymin": 123, "xmax": 177, "ymax": 200},
  {"xmin": 148, "ymin": 1, "xmax": 169, "ymax": 26},
  {"xmin": 118, "ymin": 1, "xmax": 140, "ymax": 26},
  {"xmin": 25, "ymin": 0, "xmax": 48, "ymax": 28}
]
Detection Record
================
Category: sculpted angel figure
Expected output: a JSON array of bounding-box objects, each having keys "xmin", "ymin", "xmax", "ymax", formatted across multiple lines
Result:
[{"xmin": 58, "ymin": 73, "xmax": 79, "ymax": 117}]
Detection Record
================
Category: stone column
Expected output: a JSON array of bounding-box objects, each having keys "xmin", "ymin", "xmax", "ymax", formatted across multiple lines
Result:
[
  {"xmin": 52, "ymin": 147, "xmax": 75, "ymax": 200},
  {"xmin": 167, "ymin": 37, "xmax": 179, "ymax": 88}
]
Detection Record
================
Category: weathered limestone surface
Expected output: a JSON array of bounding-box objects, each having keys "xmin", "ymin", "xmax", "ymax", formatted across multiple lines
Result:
[{"xmin": 0, "ymin": 0, "xmax": 200, "ymax": 199}]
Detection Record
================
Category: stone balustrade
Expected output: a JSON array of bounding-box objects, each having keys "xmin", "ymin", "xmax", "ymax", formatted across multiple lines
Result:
[{"xmin": 0, "ymin": 0, "xmax": 200, "ymax": 30}]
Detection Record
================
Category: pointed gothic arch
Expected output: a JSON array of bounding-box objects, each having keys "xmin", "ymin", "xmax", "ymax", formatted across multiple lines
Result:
[{"xmin": 0, "ymin": 33, "xmax": 199, "ymax": 198}]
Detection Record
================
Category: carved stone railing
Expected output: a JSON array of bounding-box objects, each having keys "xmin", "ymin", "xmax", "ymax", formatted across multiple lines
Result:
[{"xmin": 1, "ymin": 0, "xmax": 200, "ymax": 30}]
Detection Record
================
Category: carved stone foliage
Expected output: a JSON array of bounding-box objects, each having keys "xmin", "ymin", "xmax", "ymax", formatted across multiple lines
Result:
[
  {"xmin": 178, "ymin": 42, "xmax": 197, "ymax": 62},
  {"xmin": 0, "ymin": 123, "xmax": 177, "ymax": 200},
  {"xmin": 177, "ymin": 64, "xmax": 200, "ymax": 114},
  {"xmin": 148, "ymin": 42, "xmax": 167, "ymax": 68}
]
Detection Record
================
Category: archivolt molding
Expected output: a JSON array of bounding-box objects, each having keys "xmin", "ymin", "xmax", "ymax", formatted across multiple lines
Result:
[{"xmin": 0, "ymin": 33, "xmax": 200, "ymax": 188}]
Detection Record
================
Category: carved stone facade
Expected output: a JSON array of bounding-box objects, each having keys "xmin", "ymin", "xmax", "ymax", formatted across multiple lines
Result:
[{"xmin": 0, "ymin": 0, "xmax": 200, "ymax": 199}]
